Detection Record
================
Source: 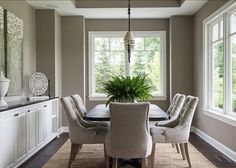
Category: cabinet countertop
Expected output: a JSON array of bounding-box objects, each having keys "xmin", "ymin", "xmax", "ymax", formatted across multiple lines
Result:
[{"xmin": 0, "ymin": 97, "xmax": 59, "ymax": 112}]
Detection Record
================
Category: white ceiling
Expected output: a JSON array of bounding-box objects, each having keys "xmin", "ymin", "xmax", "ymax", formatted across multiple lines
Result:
[{"xmin": 26, "ymin": 0, "xmax": 207, "ymax": 19}]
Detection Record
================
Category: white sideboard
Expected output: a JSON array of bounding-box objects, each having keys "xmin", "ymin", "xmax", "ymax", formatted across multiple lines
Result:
[{"xmin": 0, "ymin": 98, "xmax": 59, "ymax": 168}]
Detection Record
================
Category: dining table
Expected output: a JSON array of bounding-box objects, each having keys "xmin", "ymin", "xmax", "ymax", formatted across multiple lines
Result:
[{"xmin": 84, "ymin": 104, "xmax": 169, "ymax": 121}]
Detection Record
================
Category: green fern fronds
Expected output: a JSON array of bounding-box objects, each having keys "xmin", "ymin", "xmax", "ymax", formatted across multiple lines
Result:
[{"xmin": 103, "ymin": 74, "xmax": 153, "ymax": 106}]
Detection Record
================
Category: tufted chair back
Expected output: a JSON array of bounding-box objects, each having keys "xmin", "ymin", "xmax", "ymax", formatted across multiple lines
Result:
[
  {"xmin": 71, "ymin": 94, "xmax": 87, "ymax": 117},
  {"xmin": 105, "ymin": 102, "xmax": 152, "ymax": 159}
]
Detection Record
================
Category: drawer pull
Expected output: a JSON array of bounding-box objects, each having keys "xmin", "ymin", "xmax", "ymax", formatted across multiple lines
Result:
[
  {"xmin": 28, "ymin": 110, "xmax": 30, "ymax": 112},
  {"xmin": 14, "ymin": 113, "xmax": 19, "ymax": 117},
  {"xmin": 44, "ymin": 105, "xmax": 47, "ymax": 107}
]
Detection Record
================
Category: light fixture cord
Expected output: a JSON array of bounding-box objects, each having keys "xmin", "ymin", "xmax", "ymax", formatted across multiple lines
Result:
[
  {"xmin": 127, "ymin": 0, "xmax": 131, "ymax": 63},
  {"xmin": 128, "ymin": 0, "xmax": 131, "ymax": 32}
]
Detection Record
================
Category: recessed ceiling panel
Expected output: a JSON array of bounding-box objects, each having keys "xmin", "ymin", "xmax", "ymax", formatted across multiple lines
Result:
[
  {"xmin": 75, "ymin": 0, "xmax": 181, "ymax": 8},
  {"xmin": 26, "ymin": 0, "xmax": 207, "ymax": 19}
]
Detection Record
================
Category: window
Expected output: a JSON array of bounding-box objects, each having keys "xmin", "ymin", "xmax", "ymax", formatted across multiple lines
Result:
[
  {"xmin": 89, "ymin": 31, "xmax": 166, "ymax": 100},
  {"xmin": 204, "ymin": 2, "xmax": 236, "ymax": 125}
]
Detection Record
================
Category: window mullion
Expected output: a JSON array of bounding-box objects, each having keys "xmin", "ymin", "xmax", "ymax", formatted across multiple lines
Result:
[{"xmin": 224, "ymin": 13, "xmax": 231, "ymax": 115}]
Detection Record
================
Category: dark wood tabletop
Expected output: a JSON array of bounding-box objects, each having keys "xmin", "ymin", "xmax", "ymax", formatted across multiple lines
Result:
[{"xmin": 84, "ymin": 104, "xmax": 169, "ymax": 121}]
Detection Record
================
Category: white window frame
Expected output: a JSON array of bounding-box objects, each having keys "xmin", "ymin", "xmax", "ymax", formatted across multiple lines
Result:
[
  {"xmin": 88, "ymin": 31, "xmax": 166, "ymax": 101},
  {"xmin": 203, "ymin": 1, "xmax": 236, "ymax": 127}
]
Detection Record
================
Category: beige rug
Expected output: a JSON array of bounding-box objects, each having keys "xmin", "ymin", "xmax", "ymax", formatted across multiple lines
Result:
[{"xmin": 43, "ymin": 140, "xmax": 216, "ymax": 168}]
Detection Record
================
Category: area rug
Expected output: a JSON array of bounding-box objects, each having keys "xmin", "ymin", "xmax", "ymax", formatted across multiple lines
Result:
[{"xmin": 43, "ymin": 140, "xmax": 216, "ymax": 168}]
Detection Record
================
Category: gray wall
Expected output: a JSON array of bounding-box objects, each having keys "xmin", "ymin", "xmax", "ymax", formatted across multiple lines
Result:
[
  {"xmin": 85, "ymin": 19, "xmax": 170, "ymax": 111},
  {"xmin": 62, "ymin": 16, "xmax": 85, "ymax": 126},
  {"xmin": 193, "ymin": 0, "xmax": 236, "ymax": 152},
  {"xmin": 36, "ymin": 10, "xmax": 55, "ymax": 97},
  {"xmin": 0, "ymin": 0, "xmax": 36, "ymax": 96},
  {"xmin": 36, "ymin": 9, "xmax": 62, "ymax": 127},
  {"xmin": 170, "ymin": 16, "xmax": 193, "ymax": 98},
  {"xmin": 55, "ymin": 12, "xmax": 63, "ymax": 128}
]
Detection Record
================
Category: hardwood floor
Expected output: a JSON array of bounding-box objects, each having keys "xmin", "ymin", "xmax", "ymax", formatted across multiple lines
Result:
[
  {"xmin": 189, "ymin": 133, "xmax": 236, "ymax": 168},
  {"xmin": 19, "ymin": 133, "xmax": 68, "ymax": 168},
  {"xmin": 19, "ymin": 132, "xmax": 236, "ymax": 168}
]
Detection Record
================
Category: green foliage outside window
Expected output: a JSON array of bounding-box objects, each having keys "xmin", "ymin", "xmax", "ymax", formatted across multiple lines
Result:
[
  {"xmin": 94, "ymin": 37, "xmax": 124, "ymax": 94},
  {"xmin": 131, "ymin": 37, "xmax": 160, "ymax": 94},
  {"xmin": 232, "ymin": 40, "xmax": 236, "ymax": 111},
  {"xmin": 93, "ymin": 35, "xmax": 161, "ymax": 96},
  {"xmin": 213, "ymin": 42, "xmax": 224, "ymax": 109},
  {"xmin": 212, "ymin": 34, "xmax": 236, "ymax": 112}
]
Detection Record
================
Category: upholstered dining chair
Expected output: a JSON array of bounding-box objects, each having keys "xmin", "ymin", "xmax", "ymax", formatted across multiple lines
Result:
[
  {"xmin": 155, "ymin": 93, "xmax": 185, "ymax": 127},
  {"xmin": 150, "ymin": 96, "xmax": 199, "ymax": 168},
  {"xmin": 155, "ymin": 93, "xmax": 185, "ymax": 153},
  {"xmin": 105, "ymin": 102, "xmax": 152, "ymax": 168},
  {"xmin": 71, "ymin": 94, "xmax": 86, "ymax": 117},
  {"xmin": 71, "ymin": 94, "xmax": 109, "ymax": 127},
  {"xmin": 61, "ymin": 96, "xmax": 108, "ymax": 168}
]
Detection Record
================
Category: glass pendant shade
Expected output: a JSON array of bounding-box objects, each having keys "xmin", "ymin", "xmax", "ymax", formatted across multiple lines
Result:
[{"xmin": 124, "ymin": 31, "xmax": 135, "ymax": 49}]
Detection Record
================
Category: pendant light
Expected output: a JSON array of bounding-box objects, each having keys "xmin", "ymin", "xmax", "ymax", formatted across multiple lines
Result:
[{"xmin": 124, "ymin": 0, "xmax": 134, "ymax": 63}]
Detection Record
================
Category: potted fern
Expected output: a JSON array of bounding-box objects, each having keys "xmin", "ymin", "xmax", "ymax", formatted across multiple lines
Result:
[{"xmin": 103, "ymin": 75, "xmax": 153, "ymax": 106}]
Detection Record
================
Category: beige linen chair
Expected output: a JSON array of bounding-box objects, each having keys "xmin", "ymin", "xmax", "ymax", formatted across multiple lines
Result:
[
  {"xmin": 61, "ymin": 96, "xmax": 108, "ymax": 168},
  {"xmin": 155, "ymin": 93, "xmax": 185, "ymax": 153},
  {"xmin": 105, "ymin": 102, "xmax": 152, "ymax": 168},
  {"xmin": 155, "ymin": 93, "xmax": 185, "ymax": 127},
  {"xmin": 71, "ymin": 94, "xmax": 87, "ymax": 117},
  {"xmin": 71, "ymin": 94, "xmax": 109, "ymax": 127},
  {"xmin": 150, "ymin": 96, "xmax": 199, "ymax": 168}
]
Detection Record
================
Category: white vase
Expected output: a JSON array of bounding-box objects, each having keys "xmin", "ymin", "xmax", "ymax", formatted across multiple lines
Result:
[{"xmin": 0, "ymin": 71, "xmax": 10, "ymax": 107}]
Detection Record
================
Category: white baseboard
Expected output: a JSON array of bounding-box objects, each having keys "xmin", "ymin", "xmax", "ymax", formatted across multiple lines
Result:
[
  {"xmin": 191, "ymin": 126, "xmax": 236, "ymax": 162},
  {"xmin": 58, "ymin": 126, "xmax": 69, "ymax": 134}
]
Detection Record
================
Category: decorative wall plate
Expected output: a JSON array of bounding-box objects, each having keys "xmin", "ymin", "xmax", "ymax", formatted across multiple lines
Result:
[{"xmin": 29, "ymin": 72, "xmax": 48, "ymax": 96}]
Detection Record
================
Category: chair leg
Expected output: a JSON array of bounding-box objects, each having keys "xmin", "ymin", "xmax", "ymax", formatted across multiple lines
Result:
[
  {"xmin": 175, "ymin": 143, "xmax": 180, "ymax": 153},
  {"xmin": 105, "ymin": 154, "xmax": 110, "ymax": 168},
  {"xmin": 171, "ymin": 143, "xmax": 175, "ymax": 148},
  {"xmin": 180, "ymin": 143, "xmax": 186, "ymax": 160},
  {"xmin": 141, "ymin": 158, "xmax": 146, "ymax": 168},
  {"xmin": 68, "ymin": 143, "xmax": 80, "ymax": 168},
  {"xmin": 150, "ymin": 143, "xmax": 156, "ymax": 168},
  {"xmin": 184, "ymin": 143, "xmax": 191, "ymax": 167},
  {"xmin": 148, "ymin": 155, "xmax": 152, "ymax": 168},
  {"xmin": 112, "ymin": 158, "xmax": 118, "ymax": 168},
  {"xmin": 104, "ymin": 145, "xmax": 110, "ymax": 168},
  {"xmin": 79, "ymin": 144, "xmax": 83, "ymax": 150}
]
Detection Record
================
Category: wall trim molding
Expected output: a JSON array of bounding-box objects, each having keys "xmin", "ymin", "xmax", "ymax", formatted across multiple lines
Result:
[{"xmin": 191, "ymin": 126, "xmax": 236, "ymax": 162}]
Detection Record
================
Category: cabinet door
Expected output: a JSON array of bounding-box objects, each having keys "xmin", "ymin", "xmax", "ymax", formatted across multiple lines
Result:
[
  {"xmin": 44, "ymin": 103, "xmax": 52, "ymax": 140},
  {"xmin": 28, "ymin": 109, "xmax": 37, "ymax": 151},
  {"xmin": 0, "ymin": 113, "xmax": 14, "ymax": 168},
  {"xmin": 14, "ymin": 112, "xmax": 27, "ymax": 160},
  {"xmin": 38, "ymin": 107, "xmax": 45, "ymax": 145}
]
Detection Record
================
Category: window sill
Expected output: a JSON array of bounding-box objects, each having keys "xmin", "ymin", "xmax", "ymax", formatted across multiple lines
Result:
[
  {"xmin": 203, "ymin": 109, "xmax": 236, "ymax": 127},
  {"xmin": 88, "ymin": 96, "xmax": 108, "ymax": 101},
  {"xmin": 88, "ymin": 95, "xmax": 167, "ymax": 101}
]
